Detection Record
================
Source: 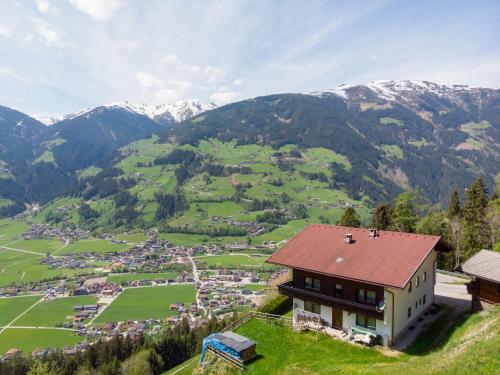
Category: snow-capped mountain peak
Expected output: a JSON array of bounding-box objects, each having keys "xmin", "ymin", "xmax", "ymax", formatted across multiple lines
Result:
[{"xmin": 36, "ymin": 99, "xmax": 218, "ymax": 126}]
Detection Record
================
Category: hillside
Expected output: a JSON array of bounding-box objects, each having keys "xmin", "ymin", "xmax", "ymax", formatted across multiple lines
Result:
[
  {"xmin": 168, "ymin": 306, "xmax": 500, "ymax": 374},
  {"xmin": 27, "ymin": 136, "xmax": 370, "ymax": 245},
  {"xmin": 1, "ymin": 81, "xmax": 499, "ymax": 218},
  {"xmin": 170, "ymin": 81, "xmax": 500, "ymax": 205}
]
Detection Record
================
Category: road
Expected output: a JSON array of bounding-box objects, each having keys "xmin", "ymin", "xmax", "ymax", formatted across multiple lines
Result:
[{"xmin": 435, "ymin": 272, "xmax": 471, "ymax": 311}]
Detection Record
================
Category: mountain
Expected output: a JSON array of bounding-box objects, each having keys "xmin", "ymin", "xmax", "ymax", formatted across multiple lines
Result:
[
  {"xmin": 0, "ymin": 100, "xmax": 217, "ymax": 213},
  {"xmin": 171, "ymin": 80, "xmax": 500, "ymax": 204},
  {"xmin": 35, "ymin": 99, "xmax": 218, "ymax": 127},
  {"xmin": 1, "ymin": 81, "xmax": 499, "ymax": 216}
]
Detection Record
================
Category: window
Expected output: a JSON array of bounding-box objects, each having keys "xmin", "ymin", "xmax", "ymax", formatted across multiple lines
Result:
[
  {"xmin": 358, "ymin": 289, "xmax": 377, "ymax": 305},
  {"xmin": 419, "ymin": 298, "xmax": 422, "ymax": 306},
  {"xmin": 304, "ymin": 301, "xmax": 321, "ymax": 314},
  {"xmin": 356, "ymin": 314, "xmax": 376, "ymax": 330},
  {"xmin": 408, "ymin": 307, "xmax": 411, "ymax": 318},
  {"xmin": 335, "ymin": 284, "xmax": 343, "ymax": 298},
  {"xmin": 366, "ymin": 290, "xmax": 377, "ymax": 305},
  {"xmin": 416, "ymin": 276, "xmax": 420, "ymax": 287},
  {"xmin": 358, "ymin": 288, "xmax": 365, "ymax": 303},
  {"xmin": 408, "ymin": 281, "xmax": 412, "ymax": 293},
  {"xmin": 423, "ymin": 294, "xmax": 426, "ymax": 304},
  {"xmin": 305, "ymin": 277, "xmax": 320, "ymax": 290},
  {"xmin": 415, "ymin": 301, "xmax": 418, "ymax": 309},
  {"xmin": 305, "ymin": 277, "xmax": 313, "ymax": 288},
  {"xmin": 423, "ymin": 272, "xmax": 427, "ymax": 282}
]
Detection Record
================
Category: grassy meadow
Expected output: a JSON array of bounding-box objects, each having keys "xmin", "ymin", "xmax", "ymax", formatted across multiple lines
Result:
[{"xmin": 94, "ymin": 285, "xmax": 196, "ymax": 323}]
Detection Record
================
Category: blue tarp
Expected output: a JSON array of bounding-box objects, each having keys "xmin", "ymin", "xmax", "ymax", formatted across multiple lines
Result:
[{"xmin": 199, "ymin": 333, "xmax": 242, "ymax": 365}]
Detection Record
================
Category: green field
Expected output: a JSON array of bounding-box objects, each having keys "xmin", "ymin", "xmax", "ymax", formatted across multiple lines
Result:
[
  {"xmin": 62, "ymin": 238, "xmax": 131, "ymax": 254},
  {"xmin": 15, "ymin": 296, "xmax": 98, "ymax": 327},
  {"xmin": 169, "ymin": 306, "xmax": 500, "ymax": 374},
  {"xmin": 107, "ymin": 272, "xmax": 179, "ymax": 284},
  {"xmin": 0, "ymin": 249, "xmax": 95, "ymax": 287},
  {"xmin": 0, "ymin": 296, "xmax": 41, "ymax": 326},
  {"xmin": 0, "ymin": 328, "xmax": 82, "ymax": 354},
  {"xmin": 94, "ymin": 285, "xmax": 196, "ymax": 323},
  {"xmin": 195, "ymin": 254, "xmax": 268, "ymax": 267}
]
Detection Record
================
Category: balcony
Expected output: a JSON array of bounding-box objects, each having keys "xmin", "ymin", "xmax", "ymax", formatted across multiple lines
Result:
[{"xmin": 277, "ymin": 281, "xmax": 384, "ymax": 319}]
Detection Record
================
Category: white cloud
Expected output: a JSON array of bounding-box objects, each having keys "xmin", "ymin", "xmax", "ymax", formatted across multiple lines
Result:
[
  {"xmin": 35, "ymin": 0, "xmax": 52, "ymax": 14},
  {"xmin": 31, "ymin": 18, "xmax": 66, "ymax": 47},
  {"xmin": 0, "ymin": 24, "xmax": 11, "ymax": 37},
  {"xmin": 169, "ymin": 80, "xmax": 192, "ymax": 89},
  {"xmin": 155, "ymin": 88, "xmax": 180, "ymax": 102},
  {"xmin": 210, "ymin": 90, "xmax": 238, "ymax": 104},
  {"xmin": 0, "ymin": 67, "xmax": 33, "ymax": 83},
  {"xmin": 135, "ymin": 72, "xmax": 162, "ymax": 91},
  {"xmin": 161, "ymin": 54, "xmax": 180, "ymax": 65},
  {"xmin": 232, "ymin": 78, "xmax": 243, "ymax": 85},
  {"xmin": 69, "ymin": 0, "xmax": 122, "ymax": 21}
]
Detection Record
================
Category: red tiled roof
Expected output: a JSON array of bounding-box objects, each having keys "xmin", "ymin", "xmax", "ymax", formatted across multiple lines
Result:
[{"xmin": 266, "ymin": 224, "xmax": 451, "ymax": 289}]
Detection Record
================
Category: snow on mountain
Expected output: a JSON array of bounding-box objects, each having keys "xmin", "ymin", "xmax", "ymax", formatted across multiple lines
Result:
[
  {"xmin": 31, "ymin": 114, "xmax": 63, "ymax": 126},
  {"xmin": 308, "ymin": 80, "xmax": 488, "ymax": 103},
  {"xmin": 53, "ymin": 99, "xmax": 218, "ymax": 125}
]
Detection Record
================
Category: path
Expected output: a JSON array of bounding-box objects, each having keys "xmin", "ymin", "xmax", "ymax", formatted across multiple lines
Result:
[
  {"xmin": 51, "ymin": 239, "xmax": 69, "ymax": 256},
  {"xmin": 0, "ymin": 297, "xmax": 43, "ymax": 335},
  {"xmin": 188, "ymin": 255, "xmax": 201, "ymax": 309},
  {"xmin": 86, "ymin": 294, "xmax": 120, "ymax": 326},
  {"xmin": 0, "ymin": 245, "xmax": 45, "ymax": 256},
  {"xmin": 435, "ymin": 272, "xmax": 471, "ymax": 311}
]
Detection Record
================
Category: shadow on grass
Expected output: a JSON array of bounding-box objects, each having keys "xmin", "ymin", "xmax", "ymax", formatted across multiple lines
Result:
[
  {"xmin": 404, "ymin": 305, "xmax": 470, "ymax": 356},
  {"xmin": 247, "ymin": 353, "xmax": 264, "ymax": 365}
]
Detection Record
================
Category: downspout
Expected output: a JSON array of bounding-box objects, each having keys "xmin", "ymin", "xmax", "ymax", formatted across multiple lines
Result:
[{"xmin": 385, "ymin": 288, "xmax": 395, "ymax": 345}]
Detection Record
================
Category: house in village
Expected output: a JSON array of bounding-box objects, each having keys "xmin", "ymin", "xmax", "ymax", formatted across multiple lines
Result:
[
  {"xmin": 266, "ymin": 224, "xmax": 451, "ymax": 346},
  {"xmin": 458, "ymin": 249, "xmax": 500, "ymax": 310}
]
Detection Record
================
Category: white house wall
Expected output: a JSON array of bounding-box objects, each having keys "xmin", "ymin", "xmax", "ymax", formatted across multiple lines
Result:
[{"xmin": 387, "ymin": 250, "xmax": 437, "ymax": 340}]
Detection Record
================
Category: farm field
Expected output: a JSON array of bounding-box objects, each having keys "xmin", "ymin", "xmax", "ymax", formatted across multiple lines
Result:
[
  {"xmin": 107, "ymin": 272, "xmax": 179, "ymax": 284},
  {"xmin": 62, "ymin": 238, "xmax": 132, "ymax": 254},
  {"xmin": 94, "ymin": 285, "xmax": 196, "ymax": 323},
  {"xmin": 15, "ymin": 296, "xmax": 98, "ymax": 327},
  {"xmin": 0, "ymin": 328, "xmax": 82, "ymax": 354},
  {"xmin": 0, "ymin": 249, "xmax": 94, "ymax": 287},
  {"xmin": 195, "ymin": 254, "xmax": 268, "ymax": 267},
  {"xmin": 0, "ymin": 295, "xmax": 41, "ymax": 326}
]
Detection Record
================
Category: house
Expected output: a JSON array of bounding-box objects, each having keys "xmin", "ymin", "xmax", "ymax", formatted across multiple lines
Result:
[
  {"xmin": 458, "ymin": 250, "xmax": 500, "ymax": 310},
  {"xmin": 266, "ymin": 224, "xmax": 451, "ymax": 346}
]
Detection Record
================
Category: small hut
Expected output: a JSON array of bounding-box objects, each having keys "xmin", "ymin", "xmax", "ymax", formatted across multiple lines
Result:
[{"xmin": 199, "ymin": 331, "xmax": 256, "ymax": 368}]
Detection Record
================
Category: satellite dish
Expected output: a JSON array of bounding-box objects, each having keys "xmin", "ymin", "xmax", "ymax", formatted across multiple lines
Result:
[{"xmin": 378, "ymin": 299, "xmax": 386, "ymax": 311}]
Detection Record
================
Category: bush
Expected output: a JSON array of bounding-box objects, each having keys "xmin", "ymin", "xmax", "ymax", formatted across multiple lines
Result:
[{"xmin": 258, "ymin": 295, "xmax": 292, "ymax": 315}]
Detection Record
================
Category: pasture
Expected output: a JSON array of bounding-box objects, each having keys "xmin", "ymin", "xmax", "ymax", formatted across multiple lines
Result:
[
  {"xmin": 0, "ymin": 295, "xmax": 41, "ymax": 326},
  {"xmin": 15, "ymin": 296, "xmax": 98, "ymax": 327},
  {"xmin": 0, "ymin": 328, "xmax": 82, "ymax": 354},
  {"xmin": 107, "ymin": 272, "xmax": 179, "ymax": 284},
  {"xmin": 94, "ymin": 285, "xmax": 196, "ymax": 323}
]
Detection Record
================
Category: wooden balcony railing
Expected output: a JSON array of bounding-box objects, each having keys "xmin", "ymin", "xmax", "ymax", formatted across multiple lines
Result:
[{"xmin": 277, "ymin": 281, "xmax": 384, "ymax": 318}]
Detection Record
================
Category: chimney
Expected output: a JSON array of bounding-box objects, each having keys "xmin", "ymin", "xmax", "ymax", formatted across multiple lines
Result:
[
  {"xmin": 369, "ymin": 228, "xmax": 378, "ymax": 238},
  {"xmin": 345, "ymin": 233, "xmax": 353, "ymax": 244}
]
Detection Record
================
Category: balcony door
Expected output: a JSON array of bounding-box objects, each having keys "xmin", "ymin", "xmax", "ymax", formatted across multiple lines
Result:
[{"xmin": 332, "ymin": 308, "xmax": 343, "ymax": 329}]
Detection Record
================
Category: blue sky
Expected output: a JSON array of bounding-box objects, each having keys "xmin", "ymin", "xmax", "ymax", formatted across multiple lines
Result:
[{"xmin": 0, "ymin": 0, "xmax": 499, "ymax": 116}]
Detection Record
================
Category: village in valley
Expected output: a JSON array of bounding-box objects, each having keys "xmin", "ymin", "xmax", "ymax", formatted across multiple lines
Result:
[{"xmin": 0, "ymin": 220, "xmax": 284, "ymax": 359}]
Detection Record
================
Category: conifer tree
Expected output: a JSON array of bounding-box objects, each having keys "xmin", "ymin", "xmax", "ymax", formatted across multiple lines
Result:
[
  {"xmin": 337, "ymin": 207, "xmax": 361, "ymax": 227},
  {"xmin": 371, "ymin": 203, "xmax": 393, "ymax": 230},
  {"xmin": 391, "ymin": 192, "xmax": 417, "ymax": 232},
  {"xmin": 447, "ymin": 190, "xmax": 461, "ymax": 219},
  {"xmin": 461, "ymin": 177, "xmax": 489, "ymax": 260}
]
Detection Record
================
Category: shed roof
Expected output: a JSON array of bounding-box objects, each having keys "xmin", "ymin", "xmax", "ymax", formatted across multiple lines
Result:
[
  {"xmin": 213, "ymin": 331, "xmax": 256, "ymax": 353},
  {"xmin": 459, "ymin": 250, "xmax": 500, "ymax": 283},
  {"xmin": 266, "ymin": 224, "xmax": 451, "ymax": 289}
]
